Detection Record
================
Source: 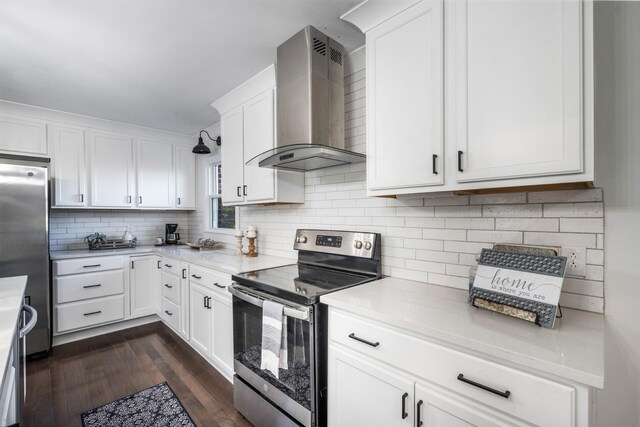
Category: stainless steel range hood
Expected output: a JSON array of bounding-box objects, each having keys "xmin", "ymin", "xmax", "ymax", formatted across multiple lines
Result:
[{"xmin": 247, "ymin": 26, "xmax": 365, "ymax": 172}]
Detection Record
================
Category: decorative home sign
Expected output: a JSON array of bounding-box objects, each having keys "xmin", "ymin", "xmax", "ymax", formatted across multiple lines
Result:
[{"xmin": 469, "ymin": 248, "xmax": 567, "ymax": 328}]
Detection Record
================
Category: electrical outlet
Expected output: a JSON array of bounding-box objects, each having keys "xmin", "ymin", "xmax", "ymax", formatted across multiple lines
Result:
[{"xmin": 561, "ymin": 246, "xmax": 586, "ymax": 277}]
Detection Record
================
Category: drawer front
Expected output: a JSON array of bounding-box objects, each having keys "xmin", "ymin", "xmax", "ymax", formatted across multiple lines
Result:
[
  {"xmin": 161, "ymin": 271, "xmax": 181, "ymax": 305},
  {"xmin": 56, "ymin": 295, "xmax": 124, "ymax": 333},
  {"xmin": 161, "ymin": 297, "xmax": 180, "ymax": 331},
  {"xmin": 54, "ymin": 256, "xmax": 124, "ymax": 276},
  {"xmin": 329, "ymin": 309, "xmax": 575, "ymax": 427},
  {"xmin": 55, "ymin": 270, "xmax": 124, "ymax": 304},
  {"xmin": 161, "ymin": 258, "xmax": 181, "ymax": 276},
  {"xmin": 189, "ymin": 265, "xmax": 231, "ymax": 295}
]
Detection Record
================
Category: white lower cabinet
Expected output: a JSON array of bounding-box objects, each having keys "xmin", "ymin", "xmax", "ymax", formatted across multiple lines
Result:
[
  {"xmin": 189, "ymin": 283, "xmax": 213, "ymax": 356},
  {"xmin": 210, "ymin": 292, "xmax": 233, "ymax": 374},
  {"xmin": 129, "ymin": 255, "xmax": 160, "ymax": 318}
]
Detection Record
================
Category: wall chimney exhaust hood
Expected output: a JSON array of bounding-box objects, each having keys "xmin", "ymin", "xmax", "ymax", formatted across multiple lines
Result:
[{"xmin": 247, "ymin": 26, "xmax": 365, "ymax": 172}]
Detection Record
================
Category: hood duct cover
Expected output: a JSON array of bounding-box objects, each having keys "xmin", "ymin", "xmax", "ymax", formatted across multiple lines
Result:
[{"xmin": 247, "ymin": 26, "xmax": 365, "ymax": 172}]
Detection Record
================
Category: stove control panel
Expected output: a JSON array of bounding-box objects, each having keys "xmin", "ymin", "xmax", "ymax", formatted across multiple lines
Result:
[{"xmin": 293, "ymin": 229, "xmax": 380, "ymax": 259}]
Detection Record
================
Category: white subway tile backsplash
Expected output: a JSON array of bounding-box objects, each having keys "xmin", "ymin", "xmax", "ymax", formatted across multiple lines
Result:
[
  {"xmin": 587, "ymin": 249, "xmax": 604, "ymax": 265},
  {"xmin": 528, "ymin": 188, "xmax": 603, "ymax": 203},
  {"xmin": 444, "ymin": 218, "xmax": 495, "ymax": 230},
  {"xmin": 559, "ymin": 218, "xmax": 604, "ymax": 233},
  {"xmin": 495, "ymin": 218, "xmax": 559, "ymax": 232},
  {"xmin": 483, "ymin": 204, "xmax": 542, "ymax": 217},
  {"xmin": 543, "ymin": 202, "xmax": 604, "ymax": 218},
  {"xmin": 435, "ymin": 206, "xmax": 482, "ymax": 218},
  {"xmin": 423, "ymin": 228, "xmax": 466, "ymax": 241},
  {"xmin": 467, "ymin": 230, "xmax": 523, "ymax": 244},
  {"xmin": 470, "ymin": 192, "xmax": 527, "ymax": 205},
  {"xmin": 524, "ymin": 232, "xmax": 597, "ymax": 248}
]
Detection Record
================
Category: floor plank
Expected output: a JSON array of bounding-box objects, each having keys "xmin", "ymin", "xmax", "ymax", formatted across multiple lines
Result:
[{"xmin": 22, "ymin": 321, "xmax": 252, "ymax": 427}]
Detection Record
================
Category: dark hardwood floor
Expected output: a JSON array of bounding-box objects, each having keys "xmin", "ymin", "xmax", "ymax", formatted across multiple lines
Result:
[{"xmin": 22, "ymin": 321, "xmax": 252, "ymax": 427}]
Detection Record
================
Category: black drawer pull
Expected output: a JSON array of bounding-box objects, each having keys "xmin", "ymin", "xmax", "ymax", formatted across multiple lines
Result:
[
  {"xmin": 457, "ymin": 150, "xmax": 464, "ymax": 172},
  {"xmin": 83, "ymin": 284, "xmax": 102, "ymax": 289},
  {"xmin": 83, "ymin": 310, "xmax": 102, "ymax": 316},
  {"xmin": 237, "ymin": 186, "xmax": 241, "ymax": 197},
  {"xmin": 157, "ymin": 260, "xmax": 161, "ymax": 269},
  {"xmin": 348, "ymin": 333, "xmax": 380, "ymax": 348},
  {"xmin": 432, "ymin": 154, "xmax": 438, "ymax": 175},
  {"xmin": 213, "ymin": 282, "xmax": 225, "ymax": 289},
  {"xmin": 177, "ymin": 197, "xmax": 181, "ymax": 205},
  {"xmin": 416, "ymin": 400, "xmax": 424, "ymax": 426},
  {"xmin": 457, "ymin": 374, "xmax": 511, "ymax": 399},
  {"xmin": 164, "ymin": 264, "xmax": 173, "ymax": 268},
  {"xmin": 182, "ymin": 269, "xmax": 187, "ymax": 279},
  {"xmin": 164, "ymin": 284, "xmax": 173, "ymax": 289},
  {"xmin": 82, "ymin": 264, "xmax": 101, "ymax": 268},
  {"xmin": 165, "ymin": 310, "xmax": 173, "ymax": 316},
  {"xmin": 401, "ymin": 392, "xmax": 408, "ymax": 420},
  {"xmin": 191, "ymin": 274, "xmax": 202, "ymax": 279},
  {"xmin": 243, "ymin": 185, "xmax": 247, "ymax": 196}
]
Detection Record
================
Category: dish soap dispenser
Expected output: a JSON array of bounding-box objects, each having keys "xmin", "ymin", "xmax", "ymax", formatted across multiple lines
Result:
[{"xmin": 122, "ymin": 228, "xmax": 134, "ymax": 243}]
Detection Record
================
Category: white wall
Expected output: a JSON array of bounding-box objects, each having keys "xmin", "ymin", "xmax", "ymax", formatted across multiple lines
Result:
[{"xmin": 594, "ymin": 2, "xmax": 640, "ymax": 425}]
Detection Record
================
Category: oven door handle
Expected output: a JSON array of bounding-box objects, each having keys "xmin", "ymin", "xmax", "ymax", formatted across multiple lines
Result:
[{"xmin": 229, "ymin": 285, "xmax": 310, "ymax": 321}]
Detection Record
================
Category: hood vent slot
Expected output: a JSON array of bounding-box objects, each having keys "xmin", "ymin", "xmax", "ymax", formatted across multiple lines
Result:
[
  {"xmin": 312, "ymin": 37, "xmax": 327, "ymax": 56},
  {"xmin": 330, "ymin": 47, "xmax": 342, "ymax": 65}
]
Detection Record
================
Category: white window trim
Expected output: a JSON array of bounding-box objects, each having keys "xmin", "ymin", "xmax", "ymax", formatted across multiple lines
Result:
[{"xmin": 203, "ymin": 155, "xmax": 239, "ymax": 235}]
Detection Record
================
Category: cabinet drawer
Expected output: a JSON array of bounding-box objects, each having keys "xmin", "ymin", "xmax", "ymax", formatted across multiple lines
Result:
[
  {"xmin": 161, "ymin": 258, "xmax": 181, "ymax": 276},
  {"xmin": 161, "ymin": 297, "xmax": 180, "ymax": 331},
  {"xmin": 55, "ymin": 270, "xmax": 124, "ymax": 304},
  {"xmin": 54, "ymin": 256, "xmax": 124, "ymax": 276},
  {"xmin": 189, "ymin": 265, "xmax": 231, "ymax": 295},
  {"xmin": 56, "ymin": 295, "xmax": 124, "ymax": 333},
  {"xmin": 329, "ymin": 309, "xmax": 575, "ymax": 427},
  {"xmin": 161, "ymin": 271, "xmax": 181, "ymax": 305}
]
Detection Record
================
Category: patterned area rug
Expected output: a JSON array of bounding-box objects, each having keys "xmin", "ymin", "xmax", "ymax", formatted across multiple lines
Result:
[{"xmin": 81, "ymin": 382, "xmax": 195, "ymax": 427}]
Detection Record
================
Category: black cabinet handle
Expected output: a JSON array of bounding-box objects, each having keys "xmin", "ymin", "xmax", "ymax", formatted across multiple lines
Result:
[
  {"xmin": 82, "ymin": 284, "xmax": 101, "ymax": 289},
  {"xmin": 204, "ymin": 296, "xmax": 212, "ymax": 309},
  {"xmin": 157, "ymin": 260, "xmax": 161, "ymax": 269},
  {"xmin": 457, "ymin": 150, "xmax": 464, "ymax": 172},
  {"xmin": 164, "ymin": 284, "xmax": 173, "ymax": 289},
  {"xmin": 416, "ymin": 400, "xmax": 424, "ymax": 426},
  {"xmin": 432, "ymin": 154, "xmax": 438, "ymax": 175},
  {"xmin": 164, "ymin": 264, "xmax": 173, "ymax": 268},
  {"xmin": 131, "ymin": 260, "xmax": 134, "ymax": 269},
  {"xmin": 237, "ymin": 186, "xmax": 241, "ymax": 197},
  {"xmin": 243, "ymin": 185, "xmax": 247, "ymax": 196},
  {"xmin": 213, "ymin": 282, "xmax": 225, "ymax": 289},
  {"xmin": 82, "ymin": 264, "xmax": 101, "ymax": 268},
  {"xmin": 457, "ymin": 374, "xmax": 511, "ymax": 399},
  {"xmin": 177, "ymin": 197, "xmax": 181, "ymax": 205},
  {"xmin": 182, "ymin": 269, "xmax": 187, "ymax": 279},
  {"xmin": 191, "ymin": 274, "xmax": 202, "ymax": 279},
  {"xmin": 80, "ymin": 193, "xmax": 84, "ymax": 202},
  {"xmin": 401, "ymin": 392, "xmax": 408, "ymax": 420},
  {"xmin": 139, "ymin": 196, "xmax": 143, "ymax": 204},
  {"xmin": 164, "ymin": 310, "xmax": 173, "ymax": 316},
  {"xmin": 348, "ymin": 333, "xmax": 380, "ymax": 348},
  {"xmin": 83, "ymin": 310, "xmax": 101, "ymax": 316},
  {"xmin": 128, "ymin": 195, "xmax": 132, "ymax": 204}
]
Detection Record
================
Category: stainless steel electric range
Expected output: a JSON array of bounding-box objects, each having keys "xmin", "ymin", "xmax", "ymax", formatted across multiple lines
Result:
[{"xmin": 230, "ymin": 229, "xmax": 382, "ymax": 427}]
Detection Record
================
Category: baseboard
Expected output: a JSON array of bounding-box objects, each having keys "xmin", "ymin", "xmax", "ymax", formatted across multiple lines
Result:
[{"xmin": 52, "ymin": 315, "xmax": 161, "ymax": 346}]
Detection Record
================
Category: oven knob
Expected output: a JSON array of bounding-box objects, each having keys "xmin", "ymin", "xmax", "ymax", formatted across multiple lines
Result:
[
  {"xmin": 354, "ymin": 240, "xmax": 363, "ymax": 249},
  {"xmin": 296, "ymin": 236, "xmax": 308, "ymax": 244},
  {"xmin": 364, "ymin": 241, "xmax": 372, "ymax": 250}
]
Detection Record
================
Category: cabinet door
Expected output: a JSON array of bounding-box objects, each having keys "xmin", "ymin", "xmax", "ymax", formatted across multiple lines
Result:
[
  {"xmin": 414, "ymin": 383, "xmax": 513, "ymax": 427},
  {"xmin": 220, "ymin": 106, "xmax": 245, "ymax": 204},
  {"xmin": 366, "ymin": 0, "xmax": 444, "ymax": 193},
  {"xmin": 452, "ymin": 0, "xmax": 582, "ymax": 182},
  {"xmin": 50, "ymin": 125, "xmax": 87, "ymax": 207},
  {"xmin": 328, "ymin": 345, "xmax": 414, "ymax": 427},
  {"xmin": 136, "ymin": 138, "xmax": 174, "ymax": 208},
  {"xmin": 189, "ymin": 283, "xmax": 212, "ymax": 356},
  {"xmin": 130, "ymin": 255, "xmax": 158, "ymax": 318},
  {"xmin": 211, "ymin": 292, "xmax": 233, "ymax": 374},
  {"xmin": 0, "ymin": 114, "xmax": 47, "ymax": 156},
  {"xmin": 88, "ymin": 131, "xmax": 134, "ymax": 207},
  {"xmin": 179, "ymin": 263, "xmax": 190, "ymax": 339},
  {"xmin": 243, "ymin": 89, "xmax": 276, "ymax": 202},
  {"xmin": 175, "ymin": 145, "xmax": 196, "ymax": 209}
]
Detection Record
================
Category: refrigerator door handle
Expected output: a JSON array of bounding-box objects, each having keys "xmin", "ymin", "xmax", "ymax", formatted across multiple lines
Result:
[{"xmin": 19, "ymin": 305, "xmax": 38, "ymax": 339}]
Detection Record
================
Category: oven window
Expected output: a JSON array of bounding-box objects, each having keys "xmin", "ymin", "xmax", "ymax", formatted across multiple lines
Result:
[{"xmin": 233, "ymin": 297, "xmax": 312, "ymax": 410}]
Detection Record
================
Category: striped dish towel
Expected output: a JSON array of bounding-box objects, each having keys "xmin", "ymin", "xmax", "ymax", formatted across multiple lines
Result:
[{"xmin": 260, "ymin": 300, "xmax": 287, "ymax": 378}]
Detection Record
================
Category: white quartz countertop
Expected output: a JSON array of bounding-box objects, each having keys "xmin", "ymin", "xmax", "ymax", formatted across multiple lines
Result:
[
  {"xmin": 0, "ymin": 276, "xmax": 27, "ymax": 385},
  {"xmin": 321, "ymin": 276, "xmax": 604, "ymax": 389},
  {"xmin": 49, "ymin": 246, "xmax": 294, "ymax": 275}
]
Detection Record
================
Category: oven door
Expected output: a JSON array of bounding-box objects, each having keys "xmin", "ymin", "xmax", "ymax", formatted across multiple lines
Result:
[{"xmin": 230, "ymin": 283, "xmax": 314, "ymax": 427}]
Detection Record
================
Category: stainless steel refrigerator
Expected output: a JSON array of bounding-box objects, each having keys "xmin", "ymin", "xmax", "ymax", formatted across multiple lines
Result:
[{"xmin": 0, "ymin": 155, "xmax": 50, "ymax": 356}]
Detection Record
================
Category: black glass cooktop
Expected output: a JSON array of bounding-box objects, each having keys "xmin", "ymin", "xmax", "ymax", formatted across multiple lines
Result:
[{"xmin": 232, "ymin": 263, "xmax": 377, "ymax": 305}]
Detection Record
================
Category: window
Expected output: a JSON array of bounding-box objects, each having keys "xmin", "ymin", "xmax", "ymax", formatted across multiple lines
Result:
[{"xmin": 208, "ymin": 162, "xmax": 236, "ymax": 230}]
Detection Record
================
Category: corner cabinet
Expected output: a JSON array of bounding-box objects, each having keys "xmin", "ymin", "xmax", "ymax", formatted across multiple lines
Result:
[
  {"xmin": 212, "ymin": 65, "xmax": 304, "ymax": 206},
  {"xmin": 342, "ymin": 0, "xmax": 594, "ymax": 197},
  {"xmin": 175, "ymin": 145, "xmax": 196, "ymax": 209}
]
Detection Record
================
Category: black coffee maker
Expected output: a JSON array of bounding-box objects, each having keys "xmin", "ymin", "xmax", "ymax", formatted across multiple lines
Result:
[{"xmin": 165, "ymin": 224, "xmax": 180, "ymax": 244}]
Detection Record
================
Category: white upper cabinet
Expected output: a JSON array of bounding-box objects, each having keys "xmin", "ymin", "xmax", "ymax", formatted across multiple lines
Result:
[
  {"xmin": 0, "ymin": 113, "xmax": 47, "ymax": 156},
  {"xmin": 136, "ymin": 138, "xmax": 174, "ymax": 208},
  {"xmin": 50, "ymin": 124, "xmax": 87, "ymax": 207},
  {"xmin": 212, "ymin": 65, "xmax": 304, "ymax": 206},
  {"xmin": 88, "ymin": 131, "xmax": 135, "ymax": 207},
  {"xmin": 175, "ymin": 145, "xmax": 196, "ymax": 209},
  {"xmin": 366, "ymin": 0, "xmax": 444, "ymax": 193},
  {"xmin": 451, "ymin": 0, "xmax": 583, "ymax": 183}
]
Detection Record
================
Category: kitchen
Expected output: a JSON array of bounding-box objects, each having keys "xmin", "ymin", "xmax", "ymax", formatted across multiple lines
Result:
[{"xmin": 0, "ymin": 1, "xmax": 637, "ymax": 426}]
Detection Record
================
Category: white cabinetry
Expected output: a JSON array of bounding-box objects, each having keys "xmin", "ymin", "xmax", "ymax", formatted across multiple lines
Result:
[
  {"xmin": 0, "ymin": 113, "xmax": 47, "ymax": 156},
  {"xmin": 136, "ymin": 139, "xmax": 174, "ymax": 208},
  {"xmin": 159, "ymin": 258, "xmax": 189, "ymax": 340},
  {"xmin": 212, "ymin": 65, "xmax": 304, "ymax": 206},
  {"xmin": 50, "ymin": 124, "xmax": 87, "ymax": 207},
  {"xmin": 189, "ymin": 283, "xmax": 213, "ymax": 356},
  {"xmin": 129, "ymin": 255, "xmax": 160, "ymax": 318},
  {"xmin": 88, "ymin": 131, "xmax": 135, "ymax": 207},
  {"xmin": 175, "ymin": 145, "xmax": 196, "ymax": 208},
  {"xmin": 342, "ymin": 0, "xmax": 594, "ymax": 196}
]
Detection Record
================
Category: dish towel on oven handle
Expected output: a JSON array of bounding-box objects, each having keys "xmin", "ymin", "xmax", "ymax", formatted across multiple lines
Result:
[{"xmin": 261, "ymin": 300, "xmax": 287, "ymax": 378}]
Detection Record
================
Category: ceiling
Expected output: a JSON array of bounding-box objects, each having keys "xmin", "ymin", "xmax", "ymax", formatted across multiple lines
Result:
[{"xmin": 0, "ymin": 1, "xmax": 364, "ymax": 135}]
